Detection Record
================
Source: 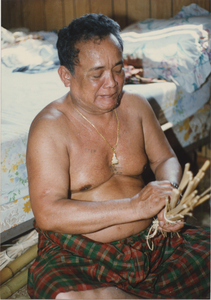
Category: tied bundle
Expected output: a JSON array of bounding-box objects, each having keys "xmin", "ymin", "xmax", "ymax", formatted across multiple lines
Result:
[
  {"xmin": 167, "ymin": 160, "xmax": 210, "ymax": 221},
  {"xmin": 0, "ymin": 229, "xmax": 38, "ymax": 271},
  {"xmin": 146, "ymin": 160, "xmax": 211, "ymax": 250}
]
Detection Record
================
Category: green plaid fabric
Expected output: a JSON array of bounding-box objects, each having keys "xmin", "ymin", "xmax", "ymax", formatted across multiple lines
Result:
[{"xmin": 28, "ymin": 223, "xmax": 210, "ymax": 299}]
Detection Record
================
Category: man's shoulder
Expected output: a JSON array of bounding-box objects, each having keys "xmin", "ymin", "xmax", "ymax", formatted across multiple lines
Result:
[
  {"xmin": 121, "ymin": 89, "xmax": 150, "ymax": 111},
  {"xmin": 30, "ymin": 105, "xmax": 62, "ymax": 132},
  {"xmin": 28, "ymin": 98, "xmax": 71, "ymax": 142}
]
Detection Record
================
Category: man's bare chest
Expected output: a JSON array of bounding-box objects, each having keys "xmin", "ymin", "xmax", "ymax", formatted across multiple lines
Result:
[{"xmin": 68, "ymin": 122, "xmax": 148, "ymax": 192}]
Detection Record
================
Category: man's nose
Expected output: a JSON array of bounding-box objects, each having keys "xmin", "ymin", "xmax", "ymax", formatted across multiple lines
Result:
[{"xmin": 103, "ymin": 71, "xmax": 117, "ymax": 88}]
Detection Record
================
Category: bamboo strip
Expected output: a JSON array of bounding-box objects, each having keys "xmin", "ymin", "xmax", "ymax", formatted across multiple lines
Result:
[
  {"xmin": 193, "ymin": 160, "xmax": 210, "ymax": 181},
  {"xmin": 181, "ymin": 198, "xmax": 199, "ymax": 214},
  {"xmin": 195, "ymin": 194, "xmax": 211, "ymax": 207},
  {"xmin": 167, "ymin": 213, "xmax": 183, "ymax": 219},
  {"xmin": 166, "ymin": 203, "xmax": 187, "ymax": 216},
  {"xmin": 0, "ymin": 267, "xmax": 29, "ymax": 299},
  {"xmin": 189, "ymin": 198, "xmax": 199, "ymax": 210},
  {"xmin": 168, "ymin": 213, "xmax": 193, "ymax": 221},
  {"xmin": 177, "ymin": 208, "xmax": 188, "ymax": 217},
  {"xmin": 169, "ymin": 196, "xmax": 199, "ymax": 218},
  {"xmin": 182, "ymin": 190, "xmax": 198, "ymax": 206},
  {"xmin": 199, "ymin": 186, "xmax": 211, "ymax": 198},
  {"xmin": 167, "ymin": 215, "xmax": 183, "ymax": 221},
  {"xmin": 178, "ymin": 163, "xmax": 190, "ymax": 191},
  {"xmin": 187, "ymin": 195, "xmax": 199, "ymax": 206},
  {"xmin": 198, "ymin": 172, "xmax": 205, "ymax": 181},
  {"xmin": 200, "ymin": 160, "xmax": 210, "ymax": 172},
  {"xmin": 192, "ymin": 177, "xmax": 200, "ymax": 191},
  {"xmin": 180, "ymin": 180, "xmax": 195, "ymax": 204},
  {"xmin": 0, "ymin": 244, "xmax": 38, "ymax": 285},
  {"xmin": 170, "ymin": 189, "xmax": 180, "ymax": 209}
]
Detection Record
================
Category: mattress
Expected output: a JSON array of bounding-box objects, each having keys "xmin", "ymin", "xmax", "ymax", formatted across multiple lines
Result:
[
  {"xmin": 1, "ymin": 64, "xmax": 67, "ymax": 232},
  {"xmin": 124, "ymin": 75, "xmax": 211, "ymax": 127}
]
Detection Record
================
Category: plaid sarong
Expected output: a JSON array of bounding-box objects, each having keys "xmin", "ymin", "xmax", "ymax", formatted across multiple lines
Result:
[{"xmin": 28, "ymin": 224, "xmax": 210, "ymax": 299}]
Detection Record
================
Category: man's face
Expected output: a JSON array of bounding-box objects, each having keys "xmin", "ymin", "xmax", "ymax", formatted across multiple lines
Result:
[{"xmin": 69, "ymin": 34, "xmax": 125, "ymax": 114}]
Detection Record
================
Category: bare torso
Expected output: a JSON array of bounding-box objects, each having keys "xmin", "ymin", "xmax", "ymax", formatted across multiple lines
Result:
[
  {"xmin": 28, "ymin": 91, "xmax": 153, "ymax": 243},
  {"xmin": 62, "ymin": 91, "xmax": 151, "ymax": 242},
  {"xmin": 27, "ymin": 33, "xmax": 182, "ymax": 248}
]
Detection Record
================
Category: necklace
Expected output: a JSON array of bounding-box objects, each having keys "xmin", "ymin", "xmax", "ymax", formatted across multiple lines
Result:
[{"xmin": 74, "ymin": 106, "xmax": 119, "ymax": 165}]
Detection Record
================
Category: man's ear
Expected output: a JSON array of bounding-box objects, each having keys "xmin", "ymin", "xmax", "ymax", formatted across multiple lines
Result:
[{"xmin": 58, "ymin": 65, "xmax": 72, "ymax": 87}]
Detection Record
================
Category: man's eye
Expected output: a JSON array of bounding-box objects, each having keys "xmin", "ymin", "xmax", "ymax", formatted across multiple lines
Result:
[
  {"xmin": 115, "ymin": 67, "xmax": 123, "ymax": 73},
  {"xmin": 92, "ymin": 74, "xmax": 102, "ymax": 78}
]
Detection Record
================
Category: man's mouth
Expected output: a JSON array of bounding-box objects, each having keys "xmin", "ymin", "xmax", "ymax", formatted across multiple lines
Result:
[{"xmin": 100, "ymin": 92, "xmax": 117, "ymax": 98}]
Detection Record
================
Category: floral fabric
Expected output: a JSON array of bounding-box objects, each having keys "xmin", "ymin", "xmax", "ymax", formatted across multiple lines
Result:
[
  {"xmin": 1, "ymin": 195, "xmax": 34, "ymax": 232},
  {"xmin": 173, "ymin": 101, "xmax": 211, "ymax": 148},
  {"xmin": 1, "ymin": 63, "xmax": 67, "ymax": 233},
  {"xmin": 124, "ymin": 75, "xmax": 210, "ymax": 126},
  {"xmin": 1, "ymin": 136, "xmax": 28, "ymax": 204}
]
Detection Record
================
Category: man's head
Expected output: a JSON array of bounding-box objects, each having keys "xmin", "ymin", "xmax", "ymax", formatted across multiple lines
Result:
[{"xmin": 57, "ymin": 13, "xmax": 123, "ymax": 74}]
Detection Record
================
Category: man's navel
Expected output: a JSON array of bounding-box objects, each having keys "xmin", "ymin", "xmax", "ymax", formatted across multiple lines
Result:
[{"xmin": 80, "ymin": 184, "xmax": 92, "ymax": 192}]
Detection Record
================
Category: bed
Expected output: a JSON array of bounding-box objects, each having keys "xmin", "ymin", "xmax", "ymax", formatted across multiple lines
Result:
[
  {"xmin": 1, "ymin": 30, "xmax": 67, "ymax": 242},
  {"xmin": 1, "ymin": 4, "xmax": 210, "ymax": 242},
  {"xmin": 122, "ymin": 3, "xmax": 211, "ymax": 148}
]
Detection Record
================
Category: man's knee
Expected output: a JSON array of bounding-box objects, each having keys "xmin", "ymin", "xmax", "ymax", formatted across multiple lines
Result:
[
  {"xmin": 56, "ymin": 290, "xmax": 81, "ymax": 299},
  {"xmin": 55, "ymin": 287, "xmax": 140, "ymax": 299},
  {"xmin": 56, "ymin": 289, "xmax": 102, "ymax": 299}
]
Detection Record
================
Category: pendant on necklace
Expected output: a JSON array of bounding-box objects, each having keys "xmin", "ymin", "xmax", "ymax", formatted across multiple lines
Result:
[{"xmin": 112, "ymin": 152, "xmax": 119, "ymax": 165}]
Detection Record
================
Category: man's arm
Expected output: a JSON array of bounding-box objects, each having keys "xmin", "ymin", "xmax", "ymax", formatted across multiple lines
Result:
[
  {"xmin": 137, "ymin": 94, "xmax": 183, "ymax": 231},
  {"xmin": 134, "ymin": 94, "xmax": 182, "ymax": 183}
]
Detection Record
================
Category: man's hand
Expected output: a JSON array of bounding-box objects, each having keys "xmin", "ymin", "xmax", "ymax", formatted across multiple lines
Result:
[
  {"xmin": 131, "ymin": 180, "xmax": 185, "ymax": 232},
  {"xmin": 131, "ymin": 180, "xmax": 173, "ymax": 220},
  {"xmin": 157, "ymin": 208, "xmax": 184, "ymax": 232}
]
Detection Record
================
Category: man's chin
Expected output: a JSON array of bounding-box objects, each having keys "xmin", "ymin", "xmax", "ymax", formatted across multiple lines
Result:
[{"xmin": 96, "ymin": 93, "xmax": 122, "ymax": 111}]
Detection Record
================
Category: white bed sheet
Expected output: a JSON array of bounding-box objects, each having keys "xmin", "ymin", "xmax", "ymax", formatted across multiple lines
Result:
[
  {"xmin": 1, "ymin": 65, "xmax": 67, "ymax": 206},
  {"xmin": 124, "ymin": 75, "xmax": 210, "ymax": 125}
]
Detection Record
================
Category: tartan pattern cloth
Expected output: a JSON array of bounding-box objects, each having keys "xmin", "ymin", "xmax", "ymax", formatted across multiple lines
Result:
[{"xmin": 28, "ymin": 224, "xmax": 210, "ymax": 299}]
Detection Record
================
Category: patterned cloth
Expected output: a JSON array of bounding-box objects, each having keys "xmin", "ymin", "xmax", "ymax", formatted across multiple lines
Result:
[
  {"xmin": 121, "ymin": 7, "xmax": 211, "ymax": 93},
  {"xmin": 28, "ymin": 224, "xmax": 210, "ymax": 299},
  {"xmin": 124, "ymin": 65, "xmax": 167, "ymax": 85}
]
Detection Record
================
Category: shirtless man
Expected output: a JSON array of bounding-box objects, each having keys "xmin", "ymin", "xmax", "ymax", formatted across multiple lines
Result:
[{"xmin": 27, "ymin": 14, "xmax": 210, "ymax": 299}]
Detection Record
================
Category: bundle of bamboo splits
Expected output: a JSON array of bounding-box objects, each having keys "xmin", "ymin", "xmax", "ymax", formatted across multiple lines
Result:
[
  {"xmin": 147, "ymin": 160, "xmax": 211, "ymax": 250},
  {"xmin": 166, "ymin": 160, "xmax": 210, "ymax": 222},
  {"xmin": 0, "ymin": 229, "xmax": 38, "ymax": 271},
  {"xmin": 0, "ymin": 230, "xmax": 38, "ymax": 298}
]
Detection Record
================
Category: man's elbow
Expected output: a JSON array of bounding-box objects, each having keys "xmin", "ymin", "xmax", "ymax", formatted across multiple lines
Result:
[{"xmin": 33, "ymin": 209, "xmax": 57, "ymax": 232}]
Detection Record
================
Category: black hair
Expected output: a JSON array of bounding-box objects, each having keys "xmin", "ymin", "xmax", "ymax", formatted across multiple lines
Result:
[{"xmin": 56, "ymin": 13, "xmax": 123, "ymax": 74}]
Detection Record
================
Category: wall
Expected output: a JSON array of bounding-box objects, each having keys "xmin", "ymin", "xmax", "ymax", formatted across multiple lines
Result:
[{"xmin": 2, "ymin": 0, "xmax": 211, "ymax": 31}]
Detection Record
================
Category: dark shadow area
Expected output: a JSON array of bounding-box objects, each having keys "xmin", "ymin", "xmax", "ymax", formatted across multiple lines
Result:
[
  {"xmin": 165, "ymin": 128, "xmax": 199, "ymax": 174},
  {"xmin": 142, "ymin": 95, "xmax": 207, "ymax": 184},
  {"xmin": 147, "ymin": 97, "xmax": 168, "ymax": 126},
  {"xmin": 142, "ymin": 127, "xmax": 200, "ymax": 185}
]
